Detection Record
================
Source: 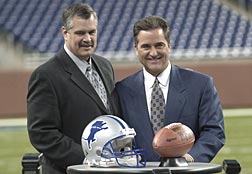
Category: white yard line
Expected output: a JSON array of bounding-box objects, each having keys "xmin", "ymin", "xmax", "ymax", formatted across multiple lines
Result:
[
  {"xmin": 0, "ymin": 108, "xmax": 252, "ymax": 127},
  {"xmin": 223, "ymin": 108, "xmax": 252, "ymax": 117},
  {"xmin": 0, "ymin": 118, "xmax": 27, "ymax": 126}
]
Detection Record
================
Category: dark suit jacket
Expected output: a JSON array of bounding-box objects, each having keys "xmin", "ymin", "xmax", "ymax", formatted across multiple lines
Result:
[
  {"xmin": 115, "ymin": 64, "xmax": 225, "ymax": 163},
  {"xmin": 27, "ymin": 48, "xmax": 116, "ymax": 173}
]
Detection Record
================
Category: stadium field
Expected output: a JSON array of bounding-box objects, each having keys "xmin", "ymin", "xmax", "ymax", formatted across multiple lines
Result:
[{"xmin": 0, "ymin": 110, "xmax": 251, "ymax": 174}]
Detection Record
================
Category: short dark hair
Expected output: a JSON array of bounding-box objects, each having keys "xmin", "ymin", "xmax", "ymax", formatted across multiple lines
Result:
[
  {"xmin": 62, "ymin": 3, "xmax": 97, "ymax": 31},
  {"xmin": 133, "ymin": 16, "xmax": 170, "ymax": 46}
]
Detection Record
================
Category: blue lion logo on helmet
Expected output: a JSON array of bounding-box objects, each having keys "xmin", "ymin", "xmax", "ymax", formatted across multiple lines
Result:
[{"xmin": 84, "ymin": 120, "xmax": 108, "ymax": 150}]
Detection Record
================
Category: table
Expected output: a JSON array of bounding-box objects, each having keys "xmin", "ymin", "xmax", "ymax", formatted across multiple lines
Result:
[{"xmin": 67, "ymin": 162, "xmax": 222, "ymax": 174}]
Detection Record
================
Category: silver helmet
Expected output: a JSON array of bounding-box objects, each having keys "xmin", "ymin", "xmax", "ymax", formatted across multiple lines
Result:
[{"xmin": 81, "ymin": 115, "xmax": 146, "ymax": 168}]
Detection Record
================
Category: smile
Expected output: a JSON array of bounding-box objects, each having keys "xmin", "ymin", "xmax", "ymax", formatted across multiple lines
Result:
[
  {"xmin": 79, "ymin": 42, "xmax": 93, "ymax": 48},
  {"xmin": 148, "ymin": 57, "xmax": 162, "ymax": 62}
]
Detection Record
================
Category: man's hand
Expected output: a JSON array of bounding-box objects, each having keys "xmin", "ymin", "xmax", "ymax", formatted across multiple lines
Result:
[{"xmin": 183, "ymin": 153, "xmax": 194, "ymax": 162}]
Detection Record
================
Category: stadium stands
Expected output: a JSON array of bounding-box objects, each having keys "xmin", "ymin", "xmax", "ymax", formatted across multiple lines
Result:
[{"xmin": 0, "ymin": 0, "xmax": 252, "ymax": 61}]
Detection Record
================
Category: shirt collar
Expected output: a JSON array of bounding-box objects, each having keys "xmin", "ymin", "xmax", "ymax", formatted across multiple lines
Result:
[
  {"xmin": 64, "ymin": 44, "xmax": 92, "ymax": 72},
  {"xmin": 143, "ymin": 61, "xmax": 171, "ymax": 89}
]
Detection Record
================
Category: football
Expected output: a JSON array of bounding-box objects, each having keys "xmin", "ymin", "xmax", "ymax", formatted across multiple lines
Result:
[{"xmin": 152, "ymin": 123, "xmax": 195, "ymax": 157}]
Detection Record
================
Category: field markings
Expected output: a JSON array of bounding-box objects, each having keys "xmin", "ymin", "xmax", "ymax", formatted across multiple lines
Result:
[
  {"xmin": 0, "ymin": 118, "xmax": 26, "ymax": 126},
  {"xmin": 0, "ymin": 108, "xmax": 251, "ymax": 130},
  {"xmin": 0, "ymin": 118, "xmax": 26, "ymax": 131},
  {"xmin": 223, "ymin": 108, "xmax": 252, "ymax": 117}
]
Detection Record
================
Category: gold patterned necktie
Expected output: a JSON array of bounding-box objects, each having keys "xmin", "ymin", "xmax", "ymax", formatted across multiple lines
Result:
[
  {"xmin": 85, "ymin": 65, "xmax": 111, "ymax": 112},
  {"xmin": 150, "ymin": 78, "xmax": 165, "ymax": 133}
]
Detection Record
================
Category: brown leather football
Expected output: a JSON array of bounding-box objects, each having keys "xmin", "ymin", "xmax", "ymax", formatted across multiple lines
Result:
[{"xmin": 152, "ymin": 123, "xmax": 195, "ymax": 157}]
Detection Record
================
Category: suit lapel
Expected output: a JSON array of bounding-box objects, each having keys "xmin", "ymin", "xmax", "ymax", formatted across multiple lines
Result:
[
  {"xmin": 164, "ymin": 65, "xmax": 186, "ymax": 125},
  {"xmin": 130, "ymin": 71, "xmax": 155, "ymax": 138},
  {"xmin": 56, "ymin": 49, "xmax": 108, "ymax": 113},
  {"xmin": 70, "ymin": 67, "xmax": 106, "ymax": 112},
  {"xmin": 126, "ymin": 66, "xmax": 186, "ymax": 129},
  {"xmin": 132, "ymin": 67, "xmax": 186, "ymax": 131}
]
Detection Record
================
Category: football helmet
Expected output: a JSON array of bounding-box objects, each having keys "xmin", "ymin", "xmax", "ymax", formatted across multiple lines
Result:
[{"xmin": 81, "ymin": 115, "xmax": 146, "ymax": 168}]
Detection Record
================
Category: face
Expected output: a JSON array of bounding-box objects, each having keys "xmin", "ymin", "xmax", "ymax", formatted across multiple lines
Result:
[
  {"xmin": 62, "ymin": 15, "xmax": 97, "ymax": 61},
  {"xmin": 135, "ymin": 28, "xmax": 171, "ymax": 76}
]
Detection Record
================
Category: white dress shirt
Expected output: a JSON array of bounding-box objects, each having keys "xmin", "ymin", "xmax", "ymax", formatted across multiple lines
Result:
[{"xmin": 143, "ymin": 62, "xmax": 171, "ymax": 117}]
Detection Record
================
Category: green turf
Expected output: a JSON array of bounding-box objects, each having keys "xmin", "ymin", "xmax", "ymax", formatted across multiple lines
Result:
[
  {"xmin": 0, "ymin": 115, "xmax": 251, "ymax": 174},
  {"xmin": 212, "ymin": 115, "xmax": 252, "ymax": 174},
  {"xmin": 0, "ymin": 128, "xmax": 37, "ymax": 174}
]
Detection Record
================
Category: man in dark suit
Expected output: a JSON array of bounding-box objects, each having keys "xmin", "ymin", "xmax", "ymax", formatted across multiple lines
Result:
[
  {"xmin": 115, "ymin": 16, "xmax": 225, "ymax": 163},
  {"xmin": 27, "ymin": 3, "xmax": 116, "ymax": 174}
]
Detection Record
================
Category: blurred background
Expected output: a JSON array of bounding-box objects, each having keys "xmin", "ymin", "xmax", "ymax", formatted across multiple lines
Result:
[
  {"xmin": 0, "ymin": 0, "xmax": 251, "ymax": 173},
  {"xmin": 1, "ymin": 0, "xmax": 252, "ymax": 116}
]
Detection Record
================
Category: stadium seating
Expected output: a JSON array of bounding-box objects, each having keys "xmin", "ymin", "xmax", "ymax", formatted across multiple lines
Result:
[{"xmin": 0, "ymin": 0, "xmax": 252, "ymax": 61}]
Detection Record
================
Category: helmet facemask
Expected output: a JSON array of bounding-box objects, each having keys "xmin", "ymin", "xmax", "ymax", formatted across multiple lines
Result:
[
  {"xmin": 82, "ymin": 115, "xmax": 146, "ymax": 168},
  {"xmin": 101, "ymin": 128, "xmax": 146, "ymax": 168}
]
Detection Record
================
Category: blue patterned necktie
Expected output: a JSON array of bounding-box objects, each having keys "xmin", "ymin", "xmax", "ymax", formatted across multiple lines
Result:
[
  {"xmin": 151, "ymin": 78, "xmax": 165, "ymax": 133},
  {"xmin": 85, "ymin": 65, "xmax": 111, "ymax": 112}
]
